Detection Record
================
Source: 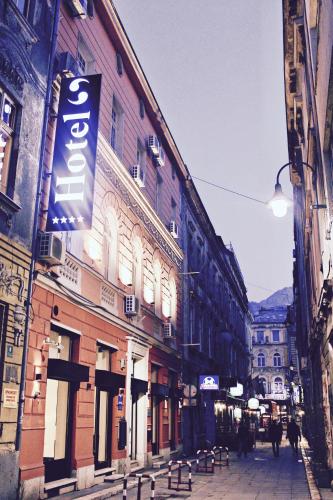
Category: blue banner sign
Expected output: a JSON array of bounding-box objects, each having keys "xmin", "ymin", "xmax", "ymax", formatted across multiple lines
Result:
[
  {"xmin": 46, "ymin": 74, "xmax": 102, "ymax": 232},
  {"xmin": 199, "ymin": 375, "xmax": 219, "ymax": 391}
]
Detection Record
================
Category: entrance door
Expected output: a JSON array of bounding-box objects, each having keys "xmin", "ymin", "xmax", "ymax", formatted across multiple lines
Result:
[
  {"xmin": 131, "ymin": 394, "xmax": 138, "ymax": 460},
  {"xmin": 43, "ymin": 378, "xmax": 73, "ymax": 482},
  {"xmin": 151, "ymin": 395, "xmax": 159, "ymax": 455},
  {"xmin": 94, "ymin": 388, "xmax": 112, "ymax": 469},
  {"xmin": 43, "ymin": 331, "xmax": 73, "ymax": 483}
]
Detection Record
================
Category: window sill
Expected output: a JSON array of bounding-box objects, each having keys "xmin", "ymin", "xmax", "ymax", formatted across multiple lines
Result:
[{"xmin": 0, "ymin": 192, "xmax": 21, "ymax": 227}]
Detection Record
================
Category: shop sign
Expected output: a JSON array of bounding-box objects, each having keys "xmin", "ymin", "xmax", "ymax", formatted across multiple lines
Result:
[
  {"xmin": 229, "ymin": 382, "xmax": 243, "ymax": 397},
  {"xmin": 46, "ymin": 74, "xmax": 102, "ymax": 232},
  {"xmin": 199, "ymin": 375, "xmax": 219, "ymax": 391},
  {"xmin": 3, "ymin": 388, "xmax": 18, "ymax": 408}
]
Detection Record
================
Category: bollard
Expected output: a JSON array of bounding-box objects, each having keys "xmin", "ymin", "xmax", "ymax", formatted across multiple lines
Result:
[
  {"xmin": 123, "ymin": 472, "xmax": 156, "ymax": 500},
  {"xmin": 213, "ymin": 446, "xmax": 229, "ymax": 467},
  {"xmin": 196, "ymin": 449, "xmax": 215, "ymax": 473},
  {"xmin": 167, "ymin": 460, "xmax": 192, "ymax": 491}
]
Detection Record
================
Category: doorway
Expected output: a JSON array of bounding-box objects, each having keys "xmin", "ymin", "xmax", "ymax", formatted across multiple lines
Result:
[
  {"xmin": 94, "ymin": 388, "xmax": 112, "ymax": 469},
  {"xmin": 151, "ymin": 365, "xmax": 160, "ymax": 455},
  {"xmin": 43, "ymin": 332, "xmax": 73, "ymax": 483}
]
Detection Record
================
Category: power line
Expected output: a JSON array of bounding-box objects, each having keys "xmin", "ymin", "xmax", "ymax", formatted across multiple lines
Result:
[{"xmin": 192, "ymin": 175, "xmax": 267, "ymax": 205}]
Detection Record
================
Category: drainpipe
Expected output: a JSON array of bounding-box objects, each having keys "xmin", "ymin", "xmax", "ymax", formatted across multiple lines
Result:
[{"xmin": 15, "ymin": 0, "xmax": 61, "ymax": 451}]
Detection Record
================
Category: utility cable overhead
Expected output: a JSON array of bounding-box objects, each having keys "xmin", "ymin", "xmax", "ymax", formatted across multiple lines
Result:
[{"xmin": 192, "ymin": 175, "xmax": 267, "ymax": 205}]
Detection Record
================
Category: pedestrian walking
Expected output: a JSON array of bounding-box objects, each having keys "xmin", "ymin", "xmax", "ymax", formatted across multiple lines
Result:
[
  {"xmin": 287, "ymin": 418, "xmax": 301, "ymax": 454},
  {"xmin": 237, "ymin": 419, "xmax": 249, "ymax": 458},
  {"xmin": 269, "ymin": 419, "xmax": 283, "ymax": 457}
]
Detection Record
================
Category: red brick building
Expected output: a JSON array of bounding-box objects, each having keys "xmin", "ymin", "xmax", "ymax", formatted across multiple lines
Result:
[{"xmin": 19, "ymin": 1, "xmax": 186, "ymax": 497}]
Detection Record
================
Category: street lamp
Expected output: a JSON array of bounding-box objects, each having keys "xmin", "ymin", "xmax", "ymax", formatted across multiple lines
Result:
[{"xmin": 269, "ymin": 161, "xmax": 326, "ymax": 217}]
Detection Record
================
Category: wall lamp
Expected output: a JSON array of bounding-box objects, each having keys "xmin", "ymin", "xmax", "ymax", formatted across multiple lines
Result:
[{"xmin": 269, "ymin": 161, "xmax": 326, "ymax": 218}]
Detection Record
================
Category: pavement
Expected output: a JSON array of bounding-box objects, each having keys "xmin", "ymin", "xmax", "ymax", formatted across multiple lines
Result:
[{"xmin": 53, "ymin": 440, "xmax": 333, "ymax": 500}]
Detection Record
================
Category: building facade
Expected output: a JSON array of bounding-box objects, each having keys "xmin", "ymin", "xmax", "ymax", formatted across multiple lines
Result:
[
  {"xmin": 19, "ymin": 2, "xmax": 185, "ymax": 497},
  {"xmin": 0, "ymin": 1, "xmax": 54, "ymax": 498},
  {"xmin": 251, "ymin": 306, "xmax": 292, "ymax": 407},
  {"xmin": 283, "ymin": 0, "xmax": 333, "ymax": 486},
  {"xmin": 181, "ymin": 179, "xmax": 250, "ymax": 454},
  {"xmin": 0, "ymin": 1, "xmax": 253, "ymax": 498}
]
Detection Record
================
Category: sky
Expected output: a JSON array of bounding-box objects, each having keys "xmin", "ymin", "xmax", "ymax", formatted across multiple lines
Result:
[{"xmin": 113, "ymin": 0, "xmax": 293, "ymax": 302}]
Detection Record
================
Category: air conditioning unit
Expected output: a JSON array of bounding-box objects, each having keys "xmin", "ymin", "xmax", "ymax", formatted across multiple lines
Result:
[
  {"xmin": 57, "ymin": 52, "xmax": 79, "ymax": 76},
  {"xmin": 163, "ymin": 322, "xmax": 175, "ymax": 339},
  {"xmin": 148, "ymin": 135, "xmax": 160, "ymax": 156},
  {"xmin": 155, "ymin": 146, "xmax": 165, "ymax": 167},
  {"xmin": 67, "ymin": 0, "xmax": 87, "ymax": 18},
  {"xmin": 131, "ymin": 165, "xmax": 145, "ymax": 187},
  {"xmin": 169, "ymin": 221, "xmax": 179, "ymax": 239},
  {"xmin": 39, "ymin": 233, "xmax": 65, "ymax": 266},
  {"xmin": 124, "ymin": 295, "xmax": 139, "ymax": 316}
]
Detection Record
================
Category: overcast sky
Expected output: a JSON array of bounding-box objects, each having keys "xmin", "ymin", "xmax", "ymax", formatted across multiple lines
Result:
[{"xmin": 114, "ymin": 0, "xmax": 293, "ymax": 302}]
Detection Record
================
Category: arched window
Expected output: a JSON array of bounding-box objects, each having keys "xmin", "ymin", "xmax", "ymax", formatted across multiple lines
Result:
[
  {"xmin": 104, "ymin": 210, "xmax": 118, "ymax": 283},
  {"xmin": 257, "ymin": 353, "xmax": 265, "ymax": 367},
  {"xmin": 273, "ymin": 353, "xmax": 282, "ymax": 367},
  {"xmin": 274, "ymin": 377, "xmax": 283, "ymax": 393},
  {"xmin": 259, "ymin": 377, "xmax": 267, "ymax": 394},
  {"xmin": 132, "ymin": 237, "xmax": 143, "ymax": 300},
  {"xmin": 153, "ymin": 259, "xmax": 162, "ymax": 316},
  {"xmin": 169, "ymin": 277, "xmax": 177, "ymax": 324}
]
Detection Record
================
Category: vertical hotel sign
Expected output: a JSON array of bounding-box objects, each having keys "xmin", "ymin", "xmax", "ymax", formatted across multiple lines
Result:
[{"xmin": 46, "ymin": 75, "xmax": 102, "ymax": 232}]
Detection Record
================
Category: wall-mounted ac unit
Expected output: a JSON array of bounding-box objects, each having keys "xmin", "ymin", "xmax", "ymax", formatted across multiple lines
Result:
[
  {"xmin": 131, "ymin": 165, "xmax": 145, "ymax": 187},
  {"xmin": 57, "ymin": 52, "xmax": 79, "ymax": 76},
  {"xmin": 39, "ymin": 233, "xmax": 65, "ymax": 266},
  {"xmin": 148, "ymin": 135, "xmax": 160, "ymax": 156},
  {"xmin": 155, "ymin": 146, "xmax": 165, "ymax": 167},
  {"xmin": 67, "ymin": 0, "xmax": 88, "ymax": 18},
  {"xmin": 169, "ymin": 221, "xmax": 179, "ymax": 239},
  {"xmin": 163, "ymin": 322, "xmax": 175, "ymax": 339},
  {"xmin": 124, "ymin": 295, "xmax": 139, "ymax": 316}
]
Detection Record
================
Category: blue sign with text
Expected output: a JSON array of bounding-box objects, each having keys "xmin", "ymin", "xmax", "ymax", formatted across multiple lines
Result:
[
  {"xmin": 46, "ymin": 74, "xmax": 102, "ymax": 232},
  {"xmin": 199, "ymin": 375, "xmax": 219, "ymax": 390}
]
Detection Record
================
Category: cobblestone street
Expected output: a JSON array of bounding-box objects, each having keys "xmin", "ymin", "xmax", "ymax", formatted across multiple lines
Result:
[{"xmin": 114, "ymin": 441, "xmax": 311, "ymax": 500}]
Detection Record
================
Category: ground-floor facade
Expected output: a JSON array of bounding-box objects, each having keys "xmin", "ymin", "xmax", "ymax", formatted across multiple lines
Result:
[
  {"xmin": 19, "ymin": 280, "xmax": 181, "ymax": 499},
  {"xmin": 0, "ymin": 235, "xmax": 31, "ymax": 500}
]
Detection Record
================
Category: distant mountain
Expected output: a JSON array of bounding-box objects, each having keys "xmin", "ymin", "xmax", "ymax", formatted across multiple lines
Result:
[{"xmin": 249, "ymin": 287, "xmax": 293, "ymax": 316}]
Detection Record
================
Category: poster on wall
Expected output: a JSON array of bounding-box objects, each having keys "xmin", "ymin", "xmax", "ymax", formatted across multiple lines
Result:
[
  {"xmin": 46, "ymin": 74, "xmax": 102, "ymax": 232},
  {"xmin": 3, "ymin": 388, "xmax": 18, "ymax": 408}
]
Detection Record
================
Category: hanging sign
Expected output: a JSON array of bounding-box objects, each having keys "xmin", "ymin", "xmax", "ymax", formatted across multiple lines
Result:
[
  {"xmin": 199, "ymin": 375, "xmax": 219, "ymax": 391},
  {"xmin": 46, "ymin": 74, "xmax": 102, "ymax": 232}
]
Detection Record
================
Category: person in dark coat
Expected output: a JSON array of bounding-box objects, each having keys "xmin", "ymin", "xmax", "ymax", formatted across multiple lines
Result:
[
  {"xmin": 237, "ymin": 420, "xmax": 249, "ymax": 458},
  {"xmin": 287, "ymin": 418, "xmax": 301, "ymax": 454},
  {"xmin": 269, "ymin": 419, "xmax": 283, "ymax": 457}
]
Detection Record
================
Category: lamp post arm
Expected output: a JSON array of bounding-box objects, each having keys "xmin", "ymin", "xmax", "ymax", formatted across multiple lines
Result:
[{"xmin": 275, "ymin": 161, "xmax": 315, "ymax": 185}]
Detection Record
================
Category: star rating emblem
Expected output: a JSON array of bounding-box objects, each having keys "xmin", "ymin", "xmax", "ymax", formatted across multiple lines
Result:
[
  {"xmin": 68, "ymin": 216, "xmax": 75, "ymax": 223},
  {"xmin": 60, "ymin": 216, "xmax": 67, "ymax": 224},
  {"xmin": 52, "ymin": 217, "xmax": 59, "ymax": 224},
  {"xmin": 77, "ymin": 216, "xmax": 84, "ymax": 223}
]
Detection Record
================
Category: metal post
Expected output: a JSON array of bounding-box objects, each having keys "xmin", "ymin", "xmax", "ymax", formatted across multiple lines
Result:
[
  {"xmin": 123, "ymin": 477, "xmax": 127, "ymax": 500},
  {"xmin": 137, "ymin": 476, "xmax": 142, "ymax": 500},
  {"xmin": 150, "ymin": 476, "xmax": 155, "ymax": 500},
  {"xmin": 168, "ymin": 461, "xmax": 172, "ymax": 489},
  {"xmin": 189, "ymin": 462, "xmax": 192, "ymax": 491},
  {"xmin": 178, "ymin": 461, "xmax": 181, "ymax": 488}
]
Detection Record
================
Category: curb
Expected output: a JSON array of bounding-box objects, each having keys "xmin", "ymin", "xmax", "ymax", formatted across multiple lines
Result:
[{"xmin": 301, "ymin": 443, "xmax": 322, "ymax": 500}]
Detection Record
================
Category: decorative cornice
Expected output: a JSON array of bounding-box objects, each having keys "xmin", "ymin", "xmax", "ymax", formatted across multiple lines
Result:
[{"xmin": 97, "ymin": 134, "xmax": 183, "ymax": 270}]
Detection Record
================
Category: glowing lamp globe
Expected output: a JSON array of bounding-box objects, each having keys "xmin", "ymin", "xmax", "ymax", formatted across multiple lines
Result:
[
  {"xmin": 229, "ymin": 383, "xmax": 243, "ymax": 397},
  {"xmin": 268, "ymin": 183, "xmax": 291, "ymax": 218},
  {"xmin": 234, "ymin": 407, "xmax": 242, "ymax": 419},
  {"xmin": 248, "ymin": 398, "xmax": 259, "ymax": 410}
]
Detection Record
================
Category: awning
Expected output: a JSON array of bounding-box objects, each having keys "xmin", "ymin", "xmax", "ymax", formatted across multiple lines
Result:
[
  {"xmin": 131, "ymin": 377, "xmax": 148, "ymax": 395},
  {"xmin": 95, "ymin": 370, "xmax": 125, "ymax": 392},
  {"xmin": 151, "ymin": 383, "xmax": 169, "ymax": 398},
  {"xmin": 47, "ymin": 359, "xmax": 89, "ymax": 383}
]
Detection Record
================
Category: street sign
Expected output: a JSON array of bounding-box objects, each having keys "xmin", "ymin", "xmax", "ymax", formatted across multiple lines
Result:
[{"xmin": 199, "ymin": 375, "xmax": 219, "ymax": 390}]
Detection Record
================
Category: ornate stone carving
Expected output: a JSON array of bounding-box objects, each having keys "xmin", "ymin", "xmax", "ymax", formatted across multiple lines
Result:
[{"xmin": 0, "ymin": 261, "xmax": 24, "ymax": 301}]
